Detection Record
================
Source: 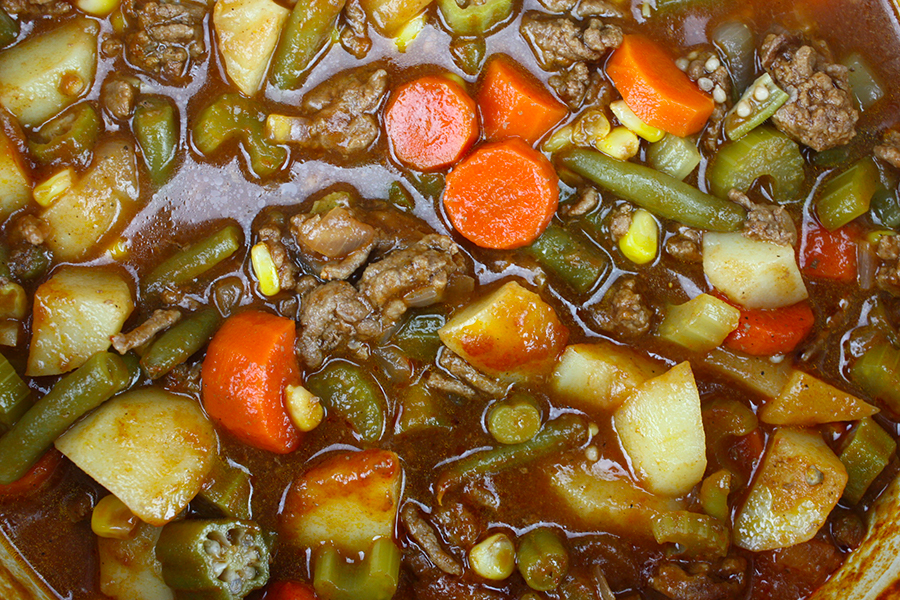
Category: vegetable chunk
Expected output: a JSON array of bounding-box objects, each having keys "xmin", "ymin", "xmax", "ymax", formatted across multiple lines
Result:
[
  {"xmin": 759, "ymin": 370, "xmax": 878, "ymax": 426},
  {"xmin": 55, "ymin": 388, "xmax": 217, "ymax": 526},
  {"xmin": 213, "ymin": 0, "xmax": 289, "ymax": 96},
  {"xmin": 98, "ymin": 522, "xmax": 174, "ymax": 600},
  {"xmin": 0, "ymin": 127, "xmax": 30, "ymax": 220}
]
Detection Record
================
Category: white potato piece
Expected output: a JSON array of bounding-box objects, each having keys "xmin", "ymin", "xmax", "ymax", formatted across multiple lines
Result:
[
  {"xmin": 0, "ymin": 18, "xmax": 98, "ymax": 127},
  {"xmin": 55, "ymin": 388, "xmax": 217, "ymax": 527},
  {"xmin": 703, "ymin": 231, "xmax": 807, "ymax": 309},
  {"xmin": 733, "ymin": 428, "xmax": 847, "ymax": 552},
  {"xmin": 614, "ymin": 361, "xmax": 706, "ymax": 497},
  {"xmin": 760, "ymin": 369, "xmax": 878, "ymax": 426},
  {"xmin": 0, "ymin": 127, "xmax": 29, "ymax": 220},
  {"xmin": 214, "ymin": 0, "xmax": 289, "ymax": 96},
  {"xmin": 41, "ymin": 140, "xmax": 140, "ymax": 261},
  {"xmin": 27, "ymin": 266, "xmax": 133, "ymax": 376},
  {"xmin": 98, "ymin": 522, "xmax": 174, "ymax": 600},
  {"xmin": 550, "ymin": 342, "xmax": 663, "ymax": 413},
  {"xmin": 280, "ymin": 449, "xmax": 402, "ymax": 554}
]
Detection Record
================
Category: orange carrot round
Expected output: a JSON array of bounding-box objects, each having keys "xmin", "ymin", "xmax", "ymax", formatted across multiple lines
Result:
[
  {"xmin": 607, "ymin": 34, "xmax": 715, "ymax": 137},
  {"xmin": 724, "ymin": 301, "xmax": 815, "ymax": 356},
  {"xmin": 202, "ymin": 310, "xmax": 302, "ymax": 454},
  {"xmin": 477, "ymin": 55, "xmax": 568, "ymax": 145},
  {"xmin": 443, "ymin": 138, "xmax": 558, "ymax": 249},
  {"xmin": 384, "ymin": 75, "xmax": 479, "ymax": 171}
]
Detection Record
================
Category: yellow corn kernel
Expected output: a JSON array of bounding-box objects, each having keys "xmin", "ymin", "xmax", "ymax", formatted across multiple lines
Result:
[
  {"xmin": 610, "ymin": 99, "xmax": 666, "ymax": 142},
  {"xmin": 285, "ymin": 384, "xmax": 324, "ymax": 432},
  {"xmin": 33, "ymin": 168, "xmax": 74, "ymax": 207},
  {"xmin": 572, "ymin": 108, "xmax": 612, "ymax": 150},
  {"xmin": 251, "ymin": 242, "xmax": 281, "ymax": 296},
  {"xmin": 106, "ymin": 238, "xmax": 130, "ymax": 261},
  {"xmin": 265, "ymin": 114, "xmax": 308, "ymax": 144},
  {"xmin": 867, "ymin": 230, "xmax": 895, "ymax": 245},
  {"xmin": 619, "ymin": 208, "xmax": 659, "ymax": 265},
  {"xmin": 442, "ymin": 72, "xmax": 467, "ymax": 89},
  {"xmin": 76, "ymin": 0, "xmax": 121, "ymax": 16},
  {"xmin": 597, "ymin": 126, "xmax": 641, "ymax": 161},
  {"xmin": 0, "ymin": 282, "xmax": 26, "ymax": 320},
  {"xmin": 91, "ymin": 494, "xmax": 138, "ymax": 540},
  {"xmin": 469, "ymin": 533, "xmax": 515, "ymax": 580},
  {"xmin": 542, "ymin": 124, "xmax": 575, "ymax": 154},
  {"xmin": 109, "ymin": 7, "xmax": 128, "ymax": 33},
  {"xmin": 395, "ymin": 13, "xmax": 425, "ymax": 53}
]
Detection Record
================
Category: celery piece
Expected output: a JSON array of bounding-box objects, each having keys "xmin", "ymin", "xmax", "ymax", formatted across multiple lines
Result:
[
  {"xmin": 658, "ymin": 294, "xmax": 741, "ymax": 353},
  {"xmin": 395, "ymin": 384, "xmax": 449, "ymax": 435},
  {"xmin": 816, "ymin": 158, "xmax": 879, "ymax": 231},
  {"xmin": 647, "ymin": 134, "xmax": 701, "ymax": 181},
  {"xmin": 314, "ymin": 538, "xmax": 401, "ymax": 600},
  {"xmin": 707, "ymin": 126, "xmax": 805, "ymax": 202},
  {"xmin": 393, "ymin": 311, "xmax": 445, "ymax": 362},
  {"xmin": 843, "ymin": 52, "xmax": 885, "ymax": 111},
  {"xmin": 0, "ymin": 351, "xmax": 29, "ymax": 428},
  {"xmin": 839, "ymin": 417, "xmax": 896, "ymax": 505},
  {"xmin": 306, "ymin": 361, "xmax": 386, "ymax": 442},
  {"xmin": 850, "ymin": 341, "xmax": 900, "ymax": 414},
  {"xmin": 0, "ymin": 7, "xmax": 18, "ymax": 47},
  {"xmin": 526, "ymin": 224, "xmax": 608, "ymax": 294},
  {"xmin": 269, "ymin": 0, "xmax": 344, "ymax": 90},
  {"xmin": 438, "ymin": 0, "xmax": 513, "ymax": 36},
  {"xmin": 712, "ymin": 21, "xmax": 755, "ymax": 103},
  {"xmin": 651, "ymin": 510, "xmax": 730, "ymax": 558},
  {"xmin": 723, "ymin": 74, "xmax": 790, "ymax": 141},
  {"xmin": 871, "ymin": 186, "xmax": 900, "ymax": 229}
]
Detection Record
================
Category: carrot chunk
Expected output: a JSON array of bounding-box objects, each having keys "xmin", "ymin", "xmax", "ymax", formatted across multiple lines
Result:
[
  {"xmin": 724, "ymin": 301, "xmax": 815, "ymax": 356},
  {"xmin": 606, "ymin": 34, "xmax": 715, "ymax": 137},
  {"xmin": 443, "ymin": 138, "xmax": 558, "ymax": 249},
  {"xmin": 384, "ymin": 75, "xmax": 479, "ymax": 171},
  {"xmin": 477, "ymin": 55, "xmax": 568, "ymax": 145},
  {"xmin": 801, "ymin": 224, "xmax": 859, "ymax": 283},
  {"xmin": 201, "ymin": 310, "xmax": 302, "ymax": 454}
]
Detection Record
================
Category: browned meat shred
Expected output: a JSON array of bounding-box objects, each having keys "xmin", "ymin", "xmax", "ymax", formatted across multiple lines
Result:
[
  {"xmin": 549, "ymin": 61, "xmax": 613, "ymax": 109},
  {"xmin": 760, "ymin": 33, "xmax": 858, "ymax": 151},
  {"xmin": 590, "ymin": 277, "xmax": 653, "ymax": 337},
  {"xmin": 729, "ymin": 189, "xmax": 797, "ymax": 246},
  {"xmin": 560, "ymin": 187, "xmax": 600, "ymax": 218},
  {"xmin": 290, "ymin": 207, "xmax": 376, "ymax": 281},
  {"xmin": 400, "ymin": 504, "xmax": 464, "ymax": 576},
  {"xmin": 537, "ymin": 0, "xmax": 576, "ymax": 12},
  {"xmin": 0, "ymin": 0, "xmax": 69, "ymax": 18},
  {"xmin": 608, "ymin": 203, "xmax": 634, "ymax": 242},
  {"xmin": 121, "ymin": 0, "xmax": 207, "ymax": 83},
  {"xmin": 411, "ymin": 573, "xmax": 509, "ymax": 600},
  {"xmin": 101, "ymin": 78, "xmax": 139, "ymax": 120},
  {"xmin": 431, "ymin": 500, "xmax": 483, "ymax": 549},
  {"xmin": 876, "ymin": 234, "xmax": 900, "ymax": 293},
  {"xmin": 296, "ymin": 281, "xmax": 380, "ymax": 368},
  {"xmin": 576, "ymin": 0, "xmax": 626, "ymax": 18},
  {"xmin": 111, "ymin": 308, "xmax": 181, "ymax": 354},
  {"xmin": 437, "ymin": 350, "xmax": 506, "ymax": 398},
  {"xmin": 520, "ymin": 12, "xmax": 623, "ymax": 71},
  {"xmin": 875, "ymin": 129, "xmax": 900, "ymax": 170},
  {"xmin": 649, "ymin": 558, "xmax": 748, "ymax": 600},
  {"xmin": 425, "ymin": 370, "xmax": 479, "ymax": 400},
  {"xmin": 11, "ymin": 215, "xmax": 47, "ymax": 246},
  {"xmin": 339, "ymin": 0, "xmax": 371, "ymax": 59},
  {"xmin": 665, "ymin": 226, "xmax": 704, "ymax": 263}
]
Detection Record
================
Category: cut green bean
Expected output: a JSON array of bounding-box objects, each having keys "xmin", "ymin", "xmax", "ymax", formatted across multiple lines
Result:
[
  {"xmin": 27, "ymin": 103, "xmax": 100, "ymax": 165},
  {"xmin": 435, "ymin": 413, "xmax": 588, "ymax": 503},
  {"xmin": 449, "ymin": 37, "xmax": 486, "ymax": 76},
  {"xmin": 197, "ymin": 457, "xmax": 253, "ymax": 520},
  {"xmin": 816, "ymin": 158, "xmax": 878, "ymax": 231},
  {"xmin": 140, "ymin": 308, "xmax": 222, "ymax": 380},
  {"xmin": 651, "ymin": 511, "xmax": 730, "ymax": 558},
  {"xmin": 133, "ymin": 96, "xmax": 178, "ymax": 185},
  {"xmin": 393, "ymin": 311, "xmax": 446, "ymax": 362},
  {"xmin": 525, "ymin": 224, "xmax": 608, "ymax": 295},
  {"xmin": 712, "ymin": 21, "xmax": 756, "ymax": 103},
  {"xmin": 0, "ymin": 352, "xmax": 129, "ymax": 484},
  {"xmin": 306, "ymin": 361, "xmax": 386, "ymax": 442},
  {"xmin": 559, "ymin": 148, "xmax": 746, "ymax": 232},
  {"xmin": 0, "ymin": 352, "xmax": 29, "ymax": 429},
  {"xmin": 0, "ymin": 7, "xmax": 18, "ymax": 47},
  {"xmin": 438, "ymin": 0, "xmax": 512, "ymax": 36},
  {"xmin": 843, "ymin": 52, "xmax": 885, "ymax": 111},
  {"xmin": 314, "ymin": 538, "xmax": 401, "ymax": 600},
  {"xmin": 143, "ymin": 224, "xmax": 243, "ymax": 294},
  {"xmin": 647, "ymin": 134, "xmax": 701, "ymax": 181},
  {"xmin": 839, "ymin": 417, "xmax": 896, "ymax": 505},
  {"xmin": 516, "ymin": 528, "xmax": 569, "ymax": 591},
  {"xmin": 270, "ymin": 0, "xmax": 345, "ymax": 90},
  {"xmin": 723, "ymin": 74, "xmax": 790, "ymax": 141},
  {"xmin": 487, "ymin": 392, "xmax": 542, "ymax": 445},
  {"xmin": 850, "ymin": 341, "xmax": 900, "ymax": 414}
]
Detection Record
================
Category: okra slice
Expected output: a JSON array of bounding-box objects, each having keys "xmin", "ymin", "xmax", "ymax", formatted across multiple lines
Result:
[{"xmin": 724, "ymin": 73, "xmax": 790, "ymax": 141}]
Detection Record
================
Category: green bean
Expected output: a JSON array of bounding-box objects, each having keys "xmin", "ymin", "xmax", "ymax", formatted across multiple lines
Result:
[
  {"xmin": 0, "ymin": 352, "xmax": 129, "ymax": 484},
  {"xmin": 487, "ymin": 392, "xmax": 542, "ymax": 445},
  {"xmin": 435, "ymin": 413, "xmax": 588, "ymax": 503},
  {"xmin": 314, "ymin": 538, "xmax": 401, "ymax": 600},
  {"xmin": 646, "ymin": 134, "xmax": 701, "ymax": 181},
  {"xmin": 306, "ymin": 361, "xmax": 386, "ymax": 442},
  {"xmin": 449, "ymin": 37, "xmax": 485, "ymax": 76},
  {"xmin": 559, "ymin": 148, "xmax": 746, "ymax": 232},
  {"xmin": 712, "ymin": 21, "xmax": 756, "ymax": 102},
  {"xmin": 393, "ymin": 311, "xmax": 446, "ymax": 362},
  {"xmin": 193, "ymin": 93, "xmax": 287, "ymax": 178},
  {"xmin": 133, "ymin": 96, "xmax": 178, "ymax": 185},
  {"xmin": 9, "ymin": 243, "xmax": 51, "ymax": 282},
  {"xmin": 526, "ymin": 224, "xmax": 608, "ymax": 295},
  {"xmin": 119, "ymin": 353, "xmax": 143, "ymax": 390},
  {"xmin": 270, "ymin": 0, "xmax": 345, "ymax": 90},
  {"xmin": 651, "ymin": 511, "xmax": 730, "ymax": 558},
  {"xmin": 840, "ymin": 417, "xmax": 896, "ymax": 505},
  {"xmin": 438, "ymin": 0, "xmax": 512, "ymax": 36},
  {"xmin": 197, "ymin": 457, "xmax": 253, "ymax": 520},
  {"xmin": 516, "ymin": 528, "xmax": 569, "ymax": 591},
  {"xmin": 27, "ymin": 103, "xmax": 100, "ymax": 165},
  {"xmin": 143, "ymin": 224, "xmax": 243, "ymax": 294},
  {"xmin": 0, "ymin": 7, "xmax": 18, "ymax": 48},
  {"xmin": 816, "ymin": 157, "xmax": 878, "ymax": 230},
  {"xmin": 0, "ymin": 352, "xmax": 29, "ymax": 429},
  {"xmin": 140, "ymin": 308, "xmax": 222, "ymax": 380}
]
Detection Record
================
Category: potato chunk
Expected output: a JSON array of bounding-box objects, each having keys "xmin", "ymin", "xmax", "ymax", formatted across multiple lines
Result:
[
  {"xmin": 0, "ymin": 127, "xmax": 29, "ymax": 220},
  {"xmin": 703, "ymin": 232, "xmax": 807, "ymax": 309},
  {"xmin": 214, "ymin": 0, "xmax": 289, "ymax": 96},
  {"xmin": 359, "ymin": 0, "xmax": 431, "ymax": 36},
  {"xmin": 55, "ymin": 388, "xmax": 217, "ymax": 526},
  {"xmin": 98, "ymin": 522, "xmax": 174, "ymax": 600},
  {"xmin": 550, "ymin": 342, "xmax": 663, "ymax": 413},
  {"xmin": 613, "ymin": 362, "xmax": 706, "ymax": 497},
  {"xmin": 281, "ymin": 449, "xmax": 402, "ymax": 554},
  {"xmin": 439, "ymin": 281, "xmax": 568, "ymax": 380},
  {"xmin": 733, "ymin": 428, "xmax": 847, "ymax": 551},
  {"xmin": 27, "ymin": 266, "xmax": 134, "ymax": 376},
  {"xmin": 760, "ymin": 370, "xmax": 878, "ymax": 426}
]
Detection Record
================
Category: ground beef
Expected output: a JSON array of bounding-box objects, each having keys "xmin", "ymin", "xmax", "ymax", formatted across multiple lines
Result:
[
  {"xmin": 121, "ymin": 0, "xmax": 207, "ymax": 83},
  {"xmin": 537, "ymin": 0, "xmax": 576, "ymax": 12},
  {"xmin": 340, "ymin": 0, "xmax": 371, "ymax": 59},
  {"xmin": 431, "ymin": 500, "xmax": 483, "ymax": 549},
  {"xmin": 760, "ymin": 33, "xmax": 858, "ymax": 151},
  {"xmin": 520, "ymin": 12, "xmax": 623, "ymax": 71},
  {"xmin": 10, "ymin": 214, "xmax": 47, "ymax": 246},
  {"xmin": 437, "ymin": 350, "xmax": 506, "ymax": 398},
  {"xmin": 576, "ymin": 0, "xmax": 626, "ymax": 18},
  {"xmin": 650, "ymin": 558, "xmax": 748, "ymax": 600},
  {"xmin": 425, "ymin": 370, "xmax": 479, "ymax": 400},
  {"xmin": 729, "ymin": 189, "xmax": 797, "ymax": 246},
  {"xmin": 412, "ymin": 574, "xmax": 509, "ymax": 600},
  {"xmin": 589, "ymin": 277, "xmax": 653, "ymax": 338},
  {"xmin": 665, "ymin": 226, "xmax": 704, "ymax": 263},
  {"xmin": 257, "ymin": 218, "xmax": 300, "ymax": 291},
  {"xmin": 296, "ymin": 281, "xmax": 381, "ymax": 368},
  {"xmin": 549, "ymin": 61, "xmax": 612, "ymax": 109},
  {"xmin": 101, "ymin": 78, "xmax": 139, "ymax": 120},
  {"xmin": 111, "ymin": 308, "xmax": 181, "ymax": 354},
  {"xmin": 875, "ymin": 129, "xmax": 900, "ymax": 170},
  {"xmin": 290, "ymin": 207, "xmax": 376, "ymax": 281},
  {"xmin": 401, "ymin": 504, "xmax": 463, "ymax": 576},
  {"xmin": 608, "ymin": 203, "xmax": 633, "ymax": 242},
  {"xmin": 876, "ymin": 235, "xmax": 900, "ymax": 293},
  {"xmin": 0, "ymin": 0, "xmax": 69, "ymax": 18},
  {"xmin": 560, "ymin": 187, "xmax": 600, "ymax": 218}
]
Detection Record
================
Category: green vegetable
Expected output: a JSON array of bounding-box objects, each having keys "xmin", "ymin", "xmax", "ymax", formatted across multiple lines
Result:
[
  {"xmin": 449, "ymin": 37, "xmax": 485, "ymax": 76},
  {"xmin": 435, "ymin": 413, "xmax": 589, "ymax": 503},
  {"xmin": 133, "ymin": 96, "xmax": 178, "ymax": 185},
  {"xmin": 140, "ymin": 308, "xmax": 222, "ymax": 380},
  {"xmin": 839, "ymin": 417, "xmax": 897, "ymax": 505},
  {"xmin": 313, "ymin": 538, "xmax": 401, "ymax": 600},
  {"xmin": 393, "ymin": 311, "xmax": 446, "ymax": 362},
  {"xmin": 850, "ymin": 341, "xmax": 900, "ymax": 414},
  {"xmin": 516, "ymin": 528, "xmax": 569, "ymax": 591},
  {"xmin": 651, "ymin": 511, "xmax": 730, "ymax": 558},
  {"xmin": 156, "ymin": 518, "xmax": 270, "ymax": 600},
  {"xmin": 843, "ymin": 52, "xmax": 884, "ymax": 111},
  {"xmin": 0, "ymin": 351, "xmax": 129, "ymax": 484},
  {"xmin": 657, "ymin": 294, "xmax": 740, "ymax": 353},
  {"xmin": 438, "ymin": 0, "xmax": 512, "ymax": 36},
  {"xmin": 306, "ymin": 361, "xmax": 386, "ymax": 442},
  {"xmin": 0, "ymin": 7, "xmax": 18, "ymax": 48},
  {"xmin": 816, "ymin": 158, "xmax": 878, "ymax": 231},
  {"xmin": 706, "ymin": 126, "xmax": 805, "ymax": 202},
  {"xmin": 269, "ymin": 0, "xmax": 344, "ymax": 90},
  {"xmin": 559, "ymin": 148, "xmax": 746, "ymax": 232},
  {"xmin": 193, "ymin": 94, "xmax": 287, "ymax": 178},
  {"xmin": 387, "ymin": 181, "xmax": 414, "ymax": 211},
  {"xmin": 198, "ymin": 458, "xmax": 253, "ymax": 521},
  {"xmin": 27, "ymin": 103, "xmax": 100, "ymax": 165},
  {"xmin": 0, "ymin": 352, "xmax": 29, "ymax": 429},
  {"xmin": 871, "ymin": 186, "xmax": 900, "ymax": 229},
  {"xmin": 525, "ymin": 224, "xmax": 608, "ymax": 295},
  {"xmin": 723, "ymin": 74, "xmax": 790, "ymax": 140},
  {"xmin": 143, "ymin": 224, "xmax": 243, "ymax": 294},
  {"xmin": 395, "ymin": 384, "xmax": 450, "ymax": 434},
  {"xmin": 646, "ymin": 134, "xmax": 701, "ymax": 181},
  {"xmin": 487, "ymin": 392, "xmax": 542, "ymax": 445},
  {"xmin": 9, "ymin": 243, "xmax": 51, "ymax": 282},
  {"xmin": 712, "ymin": 21, "xmax": 756, "ymax": 102}
]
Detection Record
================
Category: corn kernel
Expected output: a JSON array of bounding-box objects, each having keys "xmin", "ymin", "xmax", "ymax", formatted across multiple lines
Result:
[
  {"xmin": 572, "ymin": 108, "xmax": 612, "ymax": 150},
  {"xmin": 251, "ymin": 242, "xmax": 281, "ymax": 296},
  {"xmin": 0, "ymin": 283, "xmax": 26, "ymax": 320},
  {"xmin": 265, "ymin": 114, "xmax": 308, "ymax": 144},
  {"xmin": 109, "ymin": 7, "xmax": 128, "ymax": 33},
  {"xmin": 610, "ymin": 100, "xmax": 666, "ymax": 142},
  {"xmin": 285, "ymin": 384, "xmax": 324, "ymax": 432},
  {"xmin": 33, "ymin": 168, "xmax": 74, "ymax": 207},
  {"xmin": 106, "ymin": 238, "xmax": 130, "ymax": 261},
  {"xmin": 542, "ymin": 124, "xmax": 575, "ymax": 154},
  {"xmin": 395, "ymin": 13, "xmax": 425, "ymax": 53},
  {"xmin": 76, "ymin": 0, "xmax": 121, "ymax": 16},
  {"xmin": 469, "ymin": 533, "xmax": 515, "ymax": 580},
  {"xmin": 91, "ymin": 494, "xmax": 138, "ymax": 540},
  {"xmin": 597, "ymin": 127, "xmax": 640, "ymax": 161},
  {"xmin": 619, "ymin": 208, "xmax": 659, "ymax": 265},
  {"xmin": 867, "ymin": 230, "xmax": 895, "ymax": 245}
]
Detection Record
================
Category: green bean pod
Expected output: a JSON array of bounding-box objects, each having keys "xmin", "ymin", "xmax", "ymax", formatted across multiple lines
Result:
[
  {"xmin": 0, "ymin": 351, "xmax": 29, "ymax": 429},
  {"xmin": 487, "ymin": 392, "xmax": 542, "ymax": 445},
  {"xmin": 27, "ymin": 103, "xmax": 100, "ymax": 165},
  {"xmin": 306, "ymin": 361, "xmax": 386, "ymax": 442},
  {"xmin": 270, "ymin": 0, "xmax": 345, "ymax": 90},
  {"xmin": 526, "ymin": 224, "xmax": 608, "ymax": 295},
  {"xmin": 140, "ymin": 308, "xmax": 222, "ymax": 380},
  {"xmin": 197, "ymin": 458, "xmax": 253, "ymax": 520},
  {"xmin": 651, "ymin": 510, "xmax": 730, "ymax": 558},
  {"xmin": 133, "ymin": 96, "xmax": 179, "ymax": 185},
  {"xmin": 559, "ymin": 148, "xmax": 746, "ymax": 232},
  {"xmin": 143, "ymin": 224, "xmax": 243, "ymax": 294},
  {"xmin": 516, "ymin": 528, "xmax": 569, "ymax": 591},
  {"xmin": 0, "ymin": 352, "xmax": 129, "ymax": 484}
]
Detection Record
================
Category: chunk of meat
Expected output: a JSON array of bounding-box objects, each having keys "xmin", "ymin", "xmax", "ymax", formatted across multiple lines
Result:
[
  {"xmin": 101, "ymin": 77, "xmax": 139, "ymax": 120},
  {"xmin": 560, "ymin": 187, "xmax": 600, "ymax": 218},
  {"xmin": 400, "ymin": 504, "xmax": 464, "ymax": 576},
  {"xmin": 521, "ymin": 12, "xmax": 623, "ymax": 71},
  {"xmin": 608, "ymin": 203, "xmax": 634, "ymax": 242},
  {"xmin": 121, "ymin": 0, "xmax": 207, "ymax": 83},
  {"xmin": 257, "ymin": 218, "xmax": 300, "ymax": 291},
  {"xmin": 549, "ymin": 61, "xmax": 613, "ymax": 109},
  {"xmin": 0, "ymin": 0, "xmax": 70, "ymax": 18},
  {"xmin": 425, "ymin": 370, "xmax": 479, "ymax": 400},
  {"xmin": 340, "ymin": 0, "xmax": 371, "ymax": 59},
  {"xmin": 437, "ymin": 350, "xmax": 506, "ymax": 398},
  {"xmin": 537, "ymin": 0, "xmax": 576, "ymax": 12},
  {"xmin": 413, "ymin": 574, "xmax": 509, "ymax": 600},
  {"xmin": 875, "ymin": 129, "xmax": 900, "ymax": 170},
  {"xmin": 589, "ymin": 277, "xmax": 653, "ymax": 337},
  {"xmin": 761, "ymin": 33, "xmax": 858, "ymax": 151},
  {"xmin": 876, "ymin": 234, "xmax": 900, "ymax": 294},
  {"xmin": 650, "ymin": 558, "xmax": 748, "ymax": 600},
  {"xmin": 576, "ymin": 0, "xmax": 626, "ymax": 18},
  {"xmin": 290, "ymin": 207, "xmax": 376, "ymax": 281},
  {"xmin": 111, "ymin": 308, "xmax": 181, "ymax": 354},
  {"xmin": 431, "ymin": 499, "xmax": 483, "ymax": 549},
  {"xmin": 729, "ymin": 189, "xmax": 797, "ymax": 246},
  {"xmin": 10, "ymin": 214, "xmax": 48, "ymax": 246},
  {"xmin": 665, "ymin": 226, "xmax": 704, "ymax": 263}
]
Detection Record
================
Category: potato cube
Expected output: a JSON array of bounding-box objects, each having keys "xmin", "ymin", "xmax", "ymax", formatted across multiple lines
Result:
[
  {"xmin": 614, "ymin": 361, "xmax": 706, "ymax": 496},
  {"xmin": 0, "ymin": 127, "xmax": 29, "ymax": 220},
  {"xmin": 214, "ymin": 0, "xmax": 289, "ymax": 96},
  {"xmin": 760, "ymin": 370, "xmax": 878, "ymax": 426},
  {"xmin": 733, "ymin": 428, "xmax": 847, "ymax": 551},
  {"xmin": 98, "ymin": 522, "xmax": 174, "ymax": 600},
  {"xmin": 27, "ymin": 266, "xmax": 134, "ymax": 376}
]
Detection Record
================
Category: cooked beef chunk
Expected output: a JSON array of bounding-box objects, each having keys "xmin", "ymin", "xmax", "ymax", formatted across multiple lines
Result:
[
  {"xmin": 729, "ymin": 189, "xmax": 797, "ymax": 246},
  {"xmin": 111, "ymin": 308, "xmax": 181, "ymax": 354},
  {"xmin": 340, "ymin": 0, "xmax": 371, "ymax": 59},
  {"xmin": 549, "ymin": 61, "xmax": 613, "ymax": 109},
  {"xmin": 101, "ymin": 78, "xmax": 139, "ymax": 120},
  {"xmin": 875, "ymin": 129, "xmax": 900, "ymax": 170},
  {"xmin": 257, "ymin": 218, "xmax": 300, "ymax": 291},
  {"xmin": 10, "ymin": 214, "xmax": 47, "ymax": 246},
  {"xmin": 609, "ymin": 203, "xmax": 633, "ymax": 242},
  {"xmin": 425, "ymin": 370, "xmax": 479, "ymax": 400},
  {"xmin": 876, "ymin": 234, "xmax": 900, "ymax": 293},
  {"xmin": 291, "ymin": 207, "xmax": 376, "ymax": 281},
  {"xmin": 537, "ymin": 0, "xmax": 576, "ymax": 12},
  {"xmin": 576, "ymin": 0, "xmax": 626, "ymax": 18},
  {"xmin": 650, "ymin": 558, "xmax": 748, "ymax": 600},
  {"xmin": 560, "ymin": 187, "xmax": 600, "ymax": 218},
  {"xmin": 665, "ymin": 226, "xmax": 704, "ymax": 263},
  {"xmin": 0, "ymin": 0, "xmax": 69, "ymax": 18},
  {"xmin": 401, "ymin": 504, "xmax": 464, "ymax": 576},
  {"xmin": 761, "ymin": 33, "xmax": 858, "ymax": 151},
  {"xmin": 521, "ymin": 12, "xmax": 623, "ymax": 71},
  {"xmin": 296, "ymin": 281, "xmax": 381, "ymax": 368},
  {"xmin": 122, "ymin": 0, "xmax": 207, "ymax": 83},
  {"xmin": 431, "ymin": 500, "xmax": 483, "ymax": 549},
  {"xmin": 437, "ymin": 350, "xmax": 506, "ymax": 398},
  {"xmin": 590, "ymin": 277, "xmax": 653, "ymax": 337}
]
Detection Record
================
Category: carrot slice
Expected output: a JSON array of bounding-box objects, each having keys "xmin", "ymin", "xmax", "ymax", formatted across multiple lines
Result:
[
  {"xmin": 606, "ymin": 34, "xmax": 715, "ymax": 137},
  {"xmin": 384, "ymin": 75, "xmax": 479, "ymax": 171},
  {"xmin": 0, "ymin": 449, "xmax": 61, "ymax": 499},
  {"xmin": 477, "ymin": 55, "xmax": 568, "ymax": 145},
  {"xmin": 801, "ymin": 224, "xmax": 859, "ymax": 283},
  {"xmin": 443, "ymin": 138, "xmax": 558, "ymax": 249},
  {"xmin": 263, "ymin": 581, "xmax": 318, "ymax": 600},
  {"xmin": 202, "ymin": 310, "xmax": 302, "ymax": 454},
  {"xmin": 724, "ymin": 300, "xmax": 815, "ymax": 356}
]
